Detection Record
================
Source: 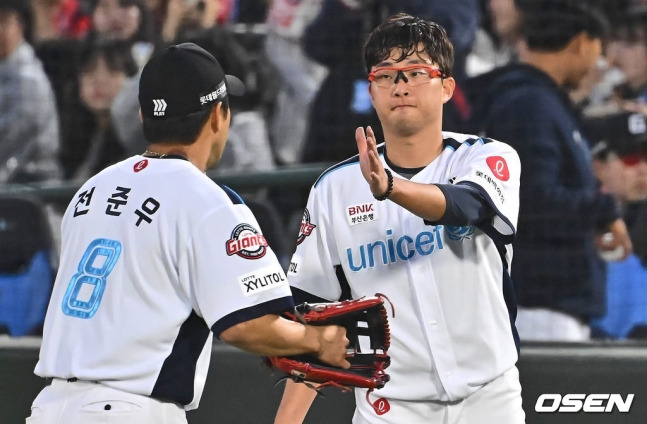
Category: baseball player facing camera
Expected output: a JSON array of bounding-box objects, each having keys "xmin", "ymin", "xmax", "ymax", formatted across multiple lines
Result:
[
  {"xmin": 27, "ymin": 43, "xmax": 349, "ymax": 424},
  {"xmin": 275, "ymin": 14, "xmax": 525, "ymax": 424}
]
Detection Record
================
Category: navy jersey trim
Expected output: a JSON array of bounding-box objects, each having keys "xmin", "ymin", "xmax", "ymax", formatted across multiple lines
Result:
[
  {"xmin": 151, "ymin": 311, "xmax": 210, "ymax": 405},
  {"xmin": 211, "ymin": 296, "xmax": 295, "ymax": 338},
  {"xmin": 442, "ymin": 136, "xmax": 492, "ymax": 152},
  {"xmin": 313, "ymin": 138, "xmax": 493, "ymax": 187},
  {"xmin": 503, "ymin": 267, "xmax": 521, "ymax": 355},
  {"xmin": 457, "ymin": 181, "xmax": 520, "ymax": 354},
  {"xmin": 459, "ymin": 181, "xmax": 515, "ymax": 244},
  {"xmin": 443, "ymin": 137, "xmax": 463, "ymax": 151},
  {"xmin": 426, "ymin": 183, "xmax": 495, "ymax": 226},
  {"xmin": 218, "ymin": 184, "xmax": 244, "ymax": 205},
  {"xmin": 335, "ymin": 265, "xmax": 353, "ymax": 301}
]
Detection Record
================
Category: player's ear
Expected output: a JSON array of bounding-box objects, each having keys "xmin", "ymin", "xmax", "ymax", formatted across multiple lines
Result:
[
  {"xmin": 441, "ymin": 76, "xmax": 455, "ymax": 104},
  {"xmin": 209, "ymin": 102, "xmax": 229, "ymax": 133},
  {"xmin": 566, "ymin": 31, "xmax": 587, "ymax": 55}
]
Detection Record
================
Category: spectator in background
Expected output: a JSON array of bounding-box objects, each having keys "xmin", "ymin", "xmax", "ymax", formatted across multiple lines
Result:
[
  {"xmin": 466, "ymin": 0, "xmax": 632, "ymax": 341},
  {"xmin": 30, "ymin": 0, "xmax": 91, "ymax": 43},
  {"xmin": 58, "ymin": 39, "xmax": 138, "ymax": 180},
  {"xmin": 0, "ymin": 0, "xmax": 61, "ymax": 183},
  {"xmin": 36, "ymin": 0, "xmax": 159, "ymax": 148},
  {"xmin": 569, "ymin": 0, "xmax": 631, "ymax": 109},
  {"xmin": 467, "ymin": 0, "xmax": 524, "ymax": 78},
  {"xmin": 235, "ymin": 0, "xmax": 269, "ymax": 23},
  {"xmin": 584, "ymin": 110, "xmax": 647, "ymax": 339},
  {"xmin": 182, "ymin": 27, "xmax": 277, "ymax": 176},
  {"xmin": 264, "ymin": 0, "xmax": 326, "ymax": 166},
  {"xmin": 88, "ymin": 0, "xmax": 159, "ymax": 68},
  {"xmin": 606, "ymin": 6, "xmax": 647, "ymax": 107},
  {"xmin": 70, "ymin": 0, "xmax": 162, "ymax": 164},
  {"xmin": 300, "ymin": 0, "xmax": 382, "ymax": 164},
  {"xmin": 112, "ymin": 0, "xmax": 274, "ymax": 169},
  {"xmin": 154, "ymin": 0, "xmax": 234, "ymax": 44},
  {"xmin": 142, "ymin": 0, "xmax": 166, "ymax": 33}
]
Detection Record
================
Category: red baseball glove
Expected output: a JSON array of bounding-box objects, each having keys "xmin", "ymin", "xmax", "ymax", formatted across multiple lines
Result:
[{"xmin": 267, "ymin": 294, "xmax": 393, "ymax": 403}]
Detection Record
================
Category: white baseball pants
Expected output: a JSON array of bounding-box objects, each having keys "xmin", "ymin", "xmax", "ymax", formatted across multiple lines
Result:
[
  {"xmin": 353, "ymin": 366, "xmax": 525, "ymax": 424},
  {"xmin": 26, "ymin": 379, "xmax": 187, "ymax": 424}
]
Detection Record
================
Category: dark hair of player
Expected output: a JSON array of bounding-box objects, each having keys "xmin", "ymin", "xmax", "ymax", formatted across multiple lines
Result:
[{"xmin": 363, "ymin": 13, "xmax": 454, "ymax": 78}]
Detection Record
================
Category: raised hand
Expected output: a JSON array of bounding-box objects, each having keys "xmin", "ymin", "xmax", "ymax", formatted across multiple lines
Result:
[{"xmin": 355, "ymin": 126, "xmax": 390, "ymax": 198}]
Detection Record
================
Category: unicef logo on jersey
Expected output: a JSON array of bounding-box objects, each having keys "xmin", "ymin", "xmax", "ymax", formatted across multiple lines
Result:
[
  {"xmin": 346, "ymin": 228, "xmax": 445, "ymax": 271},
  {"xmin": 445, "ymin": 225, "xmax": 475, "ymax": 241}
]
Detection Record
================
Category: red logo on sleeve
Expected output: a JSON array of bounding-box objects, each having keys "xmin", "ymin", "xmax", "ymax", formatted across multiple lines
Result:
[
  {"xmin": 134, "ymin": 159, "xmax": 148, "ymax": 173},
  {"xmin": 296, "ymin": 208, "xmax": 316, "ymax": 246},
  {"xmin": 486, "ymin": 156, "xmax": 509, "ymax": 181}
]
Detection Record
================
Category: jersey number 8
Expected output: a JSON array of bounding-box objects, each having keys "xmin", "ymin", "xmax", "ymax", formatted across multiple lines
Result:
[{"xmin": 61, "ymin": 238, "xmax": 122, "ymax": 319}]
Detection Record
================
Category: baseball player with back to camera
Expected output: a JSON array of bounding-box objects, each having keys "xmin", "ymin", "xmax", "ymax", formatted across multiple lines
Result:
[
  {"xmin": 275, "ymin": 14, "xmax": 525, "ymax": 424},
  {"xmin": 27, "ymin": 42, "xmax": 350, "ymax": 424}
]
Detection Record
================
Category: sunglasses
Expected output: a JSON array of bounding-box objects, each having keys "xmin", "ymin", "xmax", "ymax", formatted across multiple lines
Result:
[
  {"xmin": 368, "ymin": 65, "xmax": 446, "ymax": 88},
  {"xmin": 620, "ymin": 152, "xmax": 647, "ymax": 166}
]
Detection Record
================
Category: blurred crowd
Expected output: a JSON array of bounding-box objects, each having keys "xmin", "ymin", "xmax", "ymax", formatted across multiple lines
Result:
[
  {"xmin": 2, "ymin": 0, "xmax": 647, "ymax": 341},
  {"xmin": 0, "ymin": 0, "xmax": 641, "ymax": 180}
]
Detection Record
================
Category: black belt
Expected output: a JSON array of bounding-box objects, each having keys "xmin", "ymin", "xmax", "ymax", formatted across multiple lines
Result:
[{"xmin": 45, "ymin": 377, "xmax": 79, "ymax": 385}]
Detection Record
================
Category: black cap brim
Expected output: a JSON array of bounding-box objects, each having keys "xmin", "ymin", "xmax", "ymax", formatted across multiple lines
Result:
[{"xmin": 225, "ymin": 75, "xmax": 245, "ymax": 97}]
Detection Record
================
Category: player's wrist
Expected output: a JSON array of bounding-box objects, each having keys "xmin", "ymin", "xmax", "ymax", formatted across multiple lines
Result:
[
  {"xmin": 374, "ymin": 169, "xmax": 394, "ymax": 201},
  {"xmin": 302, "ymin": 324, "xmax": 323, "ymax": 355}
]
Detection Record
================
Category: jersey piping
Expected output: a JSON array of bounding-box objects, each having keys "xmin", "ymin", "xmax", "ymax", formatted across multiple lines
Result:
[
  {"xmin": 219, "ymin": 184, "xmax": 245, "ymax": 205},
  {"xmin": 315, "ymin": 137, "xmax": 491, "ymax": 188}
]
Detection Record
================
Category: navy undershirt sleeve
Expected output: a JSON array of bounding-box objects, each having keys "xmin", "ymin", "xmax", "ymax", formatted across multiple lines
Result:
[{"xmin": 426, "ymin": 183, "xmax": 496, "ymax": 226}]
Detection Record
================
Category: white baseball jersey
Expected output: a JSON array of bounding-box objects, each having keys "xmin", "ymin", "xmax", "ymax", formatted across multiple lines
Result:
[
  {"xmin": 35, "ymin": 155, "xmax": 293, "ymax": 410},
  {"xmin": 288, "ymin": 132, "xmax": 521, "ymax": 404}
]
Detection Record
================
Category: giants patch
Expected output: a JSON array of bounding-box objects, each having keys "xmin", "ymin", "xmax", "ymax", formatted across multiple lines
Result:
[
  {"xmin": 486, "ymin": 156, "xmax": 509, "ymax": 181},
  {"xmin": 226, "ymin": 223, "xmax": 268, "ymax": 259},
  {"xmin": 296, "ymin": 208, "xmax": 316, "ymax": 246}
]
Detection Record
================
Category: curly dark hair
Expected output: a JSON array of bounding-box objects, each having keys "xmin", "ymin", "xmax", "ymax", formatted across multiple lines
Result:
[{"xmin": 363, "ymin": 13, "xmax": 454, "ymax": 77}]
